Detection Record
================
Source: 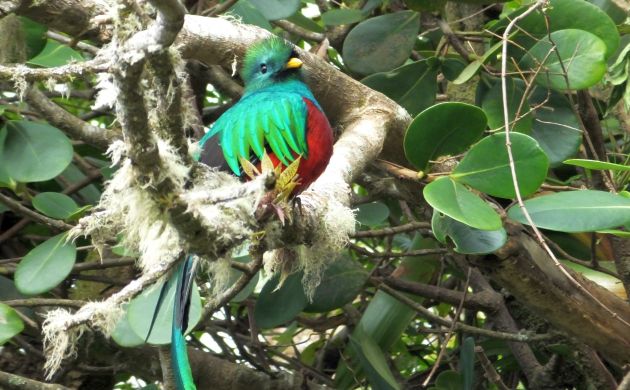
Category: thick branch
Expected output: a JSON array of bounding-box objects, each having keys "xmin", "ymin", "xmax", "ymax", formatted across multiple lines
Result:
[
  {"xmin": 26, "ymin": 86, "xmax": 117, "ymax": 149},
  {"xmin": 482, "ymin": 223, "xmax": 630, "ymax": 365}
]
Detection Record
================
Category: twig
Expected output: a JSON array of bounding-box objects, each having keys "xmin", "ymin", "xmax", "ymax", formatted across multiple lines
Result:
[
  {"xmin": 422, "ymin": 268, "xmax": 471, "ymax": 387},
  {"xmin": 4, "ymin": 299, "xmax": 85, "ymax": 308},
  {"xmin": 351, "ymin": 243, "xmax": 446, "ymax": 258},
  {"xmin": 475, "ymin": 346, "xmax": 510, "ymax": 390},
  {"xmin": 273, "ymin": 20, "xmax": 326, "ymax": 42},
  {"xmin": 26, "ymin": 87, "xmax": 117, "ymax": 149},
  {"xmin": 46, "ymin": 31, "xmax": 99, "ymax": 55},
  {"xmin": 351, "ymin": 221, "xmax": 430, "ymax": 238},
  {"xmin": 378, "ymin": 283, "xmax": 551, "ymax": 342},
  {"xmin": 0, "ymin": 192, "xmax": 72, "ymax": 231},
  {"xmin": 0, "ymin": 370, "xmax": 71, "ymax": 390},
  {"xmin": 199, "ymin": 252, "xmax": 263, "ymax": 321}
]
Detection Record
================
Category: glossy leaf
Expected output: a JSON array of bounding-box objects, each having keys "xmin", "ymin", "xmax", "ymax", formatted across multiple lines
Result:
[
  {"xmin": 0, "ymin": 121, "xmax": 73, "ymax": 183},
  {"xmin": 254, "ymin": 271, "xmax": 308, "ymax": 329},
  {"xmin": 321, "ymin": 9, "xmax": 365, "ymax": 25},
  {"xmin": 305, "ymin": 256, "xmax": 368, "ymax": 313},
  {"xmin": 0, "ymin": 303, "xmax": 24, "ymax": 345},
  {"xmin": 497, "ymin": 0, "xmax": 619, "ymax": 58},
  {"xmin": 343, "ymin": 11, "xmax": 420, "ymax": 75},
  {"xmin": 481, "ymin": 78, "xmax": 532, "ymax": 133},
  {"xmin": 127, "ymin": 277, "xmax": 202, "ymax": 345},
  {"xmin": 355, "ymin": 201, "xmax": 389, "ymax": 226},
  {"xmin": 424, "ymin": 177, "xmax": 501, "ymax": 230},
  {"xmin": 520, "ymin": 29, "xmax": 607, "ymax": 91},
  {"xmin": 349, "ymin": 329, "xmax": 401, "ymax": 390},
  {"xmin": 15, "ymin": 233, "xmax": 77, "ymax": 295},
  {"xmin": 432, "ymin": 211, "xmax": 507, "ymax": 254},
  {"xmin": 27, "ymin": 39, "xmax": 83, "ymax": 67},
  {"xmin": 508, "ymin": 190, "xmax": 630, "ymax": 232},
  {"xmin": 564, "ymin": 159, "xmax": 630, "ymax": 172},
  {"xmin": 32, "ymin": 192, "xmax": 79, "ymax": 220},
  {"xmin": 404, "ymin": 102, "xmax": 487, "ymax": 170},
  {"xmin": 362, "ymin": 58, "xmax": 439, "ymax": 116},
  {"xmin": 451, "ymin": 132, "xmax": 548, "ymax": 199},
  {"xmin": 529, "ymin": 88, "xmax": 581, "ymax": 166}
]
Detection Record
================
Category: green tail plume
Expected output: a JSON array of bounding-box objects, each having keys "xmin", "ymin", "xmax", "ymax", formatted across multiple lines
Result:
[{"xmin": 172, "ymin": 256, "xmax": 197, "ymax": 390}]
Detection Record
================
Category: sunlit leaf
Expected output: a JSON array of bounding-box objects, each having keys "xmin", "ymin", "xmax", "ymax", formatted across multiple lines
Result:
[
  {"xmin": 508, "ymin": 190, "xmax": 630, "ymax": 232},
  {"xmin": 424, "ymin": 177, "xmax": 502, "ymax": 230},
  {"xmin": 451, "ymin": 132, "xmax": 548, "ymax": 199}
]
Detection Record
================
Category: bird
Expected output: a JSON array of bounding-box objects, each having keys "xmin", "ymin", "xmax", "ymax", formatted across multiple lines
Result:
[{"xmin": 166, "ymin": 36, "xmax": 334, "ymax": 390}]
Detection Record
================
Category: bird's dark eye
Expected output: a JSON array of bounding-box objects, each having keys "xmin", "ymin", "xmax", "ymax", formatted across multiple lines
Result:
[{"xmin": 260, "ymin": 64, "xmax": 267, "ymax": 74}]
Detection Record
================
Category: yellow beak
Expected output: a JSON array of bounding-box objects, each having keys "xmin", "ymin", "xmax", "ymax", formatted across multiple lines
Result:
[{"xmin": 285, "ymin": 57, "xmax": 303, "ymax": 69}]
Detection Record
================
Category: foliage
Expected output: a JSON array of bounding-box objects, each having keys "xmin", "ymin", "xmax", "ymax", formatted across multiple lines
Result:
[{"xmin": 1, "ymin": 0, "xmax": 629, "ymax": 389}]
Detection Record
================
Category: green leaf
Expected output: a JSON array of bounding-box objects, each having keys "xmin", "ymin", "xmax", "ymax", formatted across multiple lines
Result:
[
  {"xmin": 27, "ymin": 39, "xmax": 83, "ymax": 67},
  {"xmin": 520, "ymin": 29, "xmax": 607, "ymax": 91},
  {"xmin": 529, "ymin": 88, "xmax": 581, "ymax": 166},
  {"xmin": 19, "ymin": 17, "xmax": 47, "ymax": 59},
  {"xmin": 434, "ymin": 370, "xmax": 464, "ymax": 390},
  {"xmin": 451, "ymin": 132, "xmax": 548, "ymax": 199},
  {"xmin": 254, "ymin": 271, "xmax": 308, "ymax": 329},
  {"xmin": 440, "ymin": 57, "xmax": 466, "ymax": 82},
  {"xmin": 362, "ymin": 58, "xmax": 439, "ymax": 116},
  {"xmin": 424, "ymin": 177, "xmax": 501, "ymax": 230},
  {"xmin": 342, "ymin": 11, "xmax": 420, "ymax": 75},
  {"xmin": 497, "ymin": 0, "xmax": 619, "ymax": 58},
  {"xmin": 481, "ymin": 78, "xmax": 532, "ymax": 133},
  {"xmin": 355, "ymin": 201, "xmax": 389, "ymax": 226},
  {"xmin": 508, "ymin": 191, "xmax": 630, "ymax": 232},
  {"xmin": 563, "ymin": 159, "xmax": 630, "ymax": 171},
  {"xmin": 452, "ymin": 40, "xmax": 504, "ymax": 85},
  {"xmin": 111, "ymin": 304, "xmax": 145, "ymax": 347},
  {"xmin": 228, "ymin": 0, "xmax": 272, "ymax": 30},
  {"xmin": 321, "ymin": 9, "xmax": 365, "ymax": 25},
  {"xmin": 349, "ymin": 328, "xmax": 401, "ymax": 390},
  {"xmin": 127, "ymin": 277, "xmax": 202, "ymax": 345},
  {"xmin": 305, "ymin": 256, "xmax": 368, "ymax": 313},
  {"xmin": 404, "ymin": 102, "xmax": 487, "ymax": 170},
  {"xmin": 14, "ymin": 233, "xmax": 77, "ymax": 295},
  {"xmin": 32, "ymin": 192, "xmax": 79, "ymax": 220},
  {"xmin": 0, "ymin": 121, "xmax": 73, "ymax": 183},
  {"xmin": 248, "ymin": 0, "xmax": 300, "ymax": 20},
  {"xmin": 286, "ymin": 12, "xmax": 325, "ymax": 33},
  {"xmin": 0, "ymin": 303, "xmax": 24, "ymax": 344},
  {"xmin": 432, "ymin": 211, "xmax": 507, "ymax": 254},
  {"xmin": 460, "ymin": 337, "xmax": 475, "ymax": 390}
]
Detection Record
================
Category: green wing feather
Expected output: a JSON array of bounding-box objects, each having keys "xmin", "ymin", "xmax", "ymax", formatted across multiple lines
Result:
[{"xmin": 205, "ymin": 91, "xmax": 308, "ymax": 176}]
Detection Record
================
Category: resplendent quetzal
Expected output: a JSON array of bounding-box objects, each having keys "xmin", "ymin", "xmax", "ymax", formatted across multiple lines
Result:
[{"xmin": 169, "ymin": 36, "xmax": 334, "ymax": 390}]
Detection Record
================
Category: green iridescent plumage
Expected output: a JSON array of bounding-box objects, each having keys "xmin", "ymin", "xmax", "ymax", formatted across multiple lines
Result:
[{"xmin": 200, "ymin": 37, "xmax": 315, "ymax": 175}]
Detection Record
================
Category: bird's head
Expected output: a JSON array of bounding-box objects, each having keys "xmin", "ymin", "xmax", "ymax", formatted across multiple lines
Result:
[{"xmin": 241, "ymin": 36, "xmax": 303, "ymax": 92}]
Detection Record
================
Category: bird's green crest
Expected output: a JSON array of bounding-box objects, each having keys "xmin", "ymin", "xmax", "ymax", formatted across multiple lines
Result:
[{"xmin": 241, "ymin": 36, "xmax": 301, "ymax": 92}]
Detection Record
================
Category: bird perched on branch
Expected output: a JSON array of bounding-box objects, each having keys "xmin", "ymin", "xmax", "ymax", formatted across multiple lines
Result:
[{"xmin": 168, "ymin": 36, "xmax": 334, "ymax": 390}]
